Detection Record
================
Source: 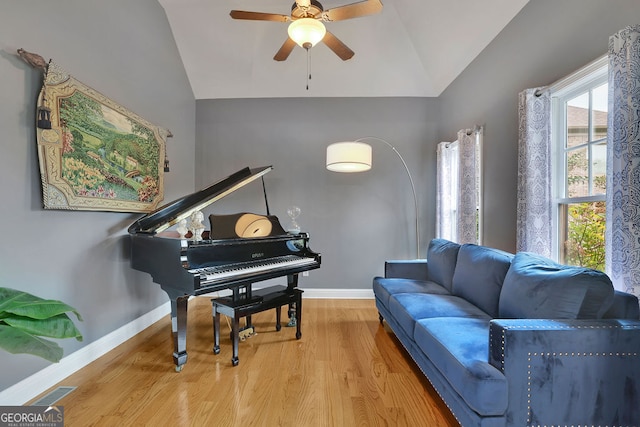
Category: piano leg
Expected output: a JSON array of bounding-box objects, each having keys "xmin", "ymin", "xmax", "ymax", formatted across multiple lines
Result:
[
  {"xmin": 284, "ymin": 274, "xmax": 303, "ymax": 338},
  {"xmin": 294, "ymin": 288, "xmax": 302, "ymax": 340},
  {"xmin": 169, "ymin": 293, "xmax": 189, "ymax": 372},
  {"xmin": 287, "ymin": 274, "xmax": 298, "ymax": 327}
]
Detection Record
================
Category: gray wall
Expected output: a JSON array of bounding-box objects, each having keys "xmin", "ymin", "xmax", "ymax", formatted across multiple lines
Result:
[
  {"xmin": 438, "ymin": 0, "xmax": 640, "ymax": 253},
  {"xmin": 0, "ymin": 1, "xmax": 195, "ymax": 392},
  {"xmin": 196, "ymin": 97, "xmax": 440, "ymax": 289}
]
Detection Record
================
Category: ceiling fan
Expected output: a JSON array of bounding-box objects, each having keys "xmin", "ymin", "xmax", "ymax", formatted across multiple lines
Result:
[{"xmin": 230, "ymin": 0, "xmax": 383, "ymax": 61}]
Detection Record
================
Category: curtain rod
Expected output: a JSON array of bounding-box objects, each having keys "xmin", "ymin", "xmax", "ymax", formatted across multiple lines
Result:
[
  {"xmin": 465, "ymin": 125, "xmax": 483, "ymax": 136},
  {"xmin": 442, "ymin": 125, "xmax": 483, "ymax": 147},
  {"xmin": 534, "ymin": 54, "xmax": 607, "ymax": 97}
]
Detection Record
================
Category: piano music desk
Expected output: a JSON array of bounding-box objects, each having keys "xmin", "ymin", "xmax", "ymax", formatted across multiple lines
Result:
[{"xmin": 212, "ymin": 285, "xmax": 302, "ymax": 366}]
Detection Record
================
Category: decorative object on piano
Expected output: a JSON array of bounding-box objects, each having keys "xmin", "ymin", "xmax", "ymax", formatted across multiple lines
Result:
[
  {"xmin": 176, "ymin": 219, "xmax": 188, "ymax": 239},
  {"xmin": 21, "ymin": 51, "xmax": 170, "ymax": 213},
  {"xmin": 0, "ymin": 287, "xmax": 83, "ymax": 363},
  {"xmin": 287, "ymin": 205, "xmax": 301, "ymax": 233},
  {"xmin": 128, "ymin": 166, "xmax": 321, "ymax": 371},
  {"xmin": 326, "ymin": 137, "xmax": 421, "ymax": 258},
  {"xmin": 209, "ymin": 212, "xmax": 286, "ymax": 239},
  {"xmin": 188, "ymin": 210, "xmax": 205, "ymax": 242}
]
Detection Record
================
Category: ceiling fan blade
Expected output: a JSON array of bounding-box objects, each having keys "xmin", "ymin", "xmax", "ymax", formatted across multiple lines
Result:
[
  {"xmin": 322, "ymin": 0, "xmax": 383, "ymax": 22},
  {"xmin": 322, "ymin": 32, "xmax": 355, "ymax": 60},
  {"xmin": 274, "ymin": 38, "xmax": 297, "ymax": 61},
  {"xmin": 230, "ymin": 10, "xmax": 290, "ymax": 22}
]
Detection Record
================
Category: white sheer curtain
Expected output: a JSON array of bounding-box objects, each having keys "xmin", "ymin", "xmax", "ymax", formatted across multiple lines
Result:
[
  {"xmin": 516, "ymin": 88, "xmax": 552, "ymax": 257},
  {"xmin": 605, "ymin": 25, "xmax": 640, "ymax": 297},
  {"xmin": 436, "ymin": 141, "xmax": 458, "ymax": 241},
  {"xmin": 436, "ymin": 128, "xmax": 482, "ymax": 244}
]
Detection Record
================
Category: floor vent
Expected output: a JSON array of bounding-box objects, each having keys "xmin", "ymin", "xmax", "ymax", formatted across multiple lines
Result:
[{"xmin": 31, "ymin": 386, "xmax": 76, "ymax": 406}]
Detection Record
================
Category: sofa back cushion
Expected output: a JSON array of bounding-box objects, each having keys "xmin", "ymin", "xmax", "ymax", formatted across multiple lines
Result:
[
  {"xmin": 499, "ymin": 252, "xmax": 615, "ymax": 319},
  {"xmin": 451, "ymin": 244, "xmax": 514, "ymax": 317},
  {"xmin": 602, "ymin": 290, "xmax": 640, "ymax": 319},
  {"xmin": 426, "ymin": 239, "xmax": 461, "ymax": 292}
]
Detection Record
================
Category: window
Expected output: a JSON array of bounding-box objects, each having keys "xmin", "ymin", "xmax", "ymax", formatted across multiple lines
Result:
[
  {"xmin": 437, "ymin": 141, "xmax": 459, "ymax": 241},
  {"xmin": 551, "ymin": 57, "xmax": 608, "ymax": 269},
  {"xmin": 436, "ymin": 130, "xmax": 482, "ymax": 244}
]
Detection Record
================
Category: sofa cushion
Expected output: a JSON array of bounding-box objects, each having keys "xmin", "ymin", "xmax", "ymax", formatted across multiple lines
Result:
[
  {"xmin": 414, "ymin": 317, "xmax": 508, "ymax": 416},
  {"xmin": 451, "ymin": 244, "xmax": 514, "ymax": 318},
  {"xmin": 499, "ymin": 252, "xmax": 615, "ymax": 319},
  {"xmin": 385, "ymin": 260, "xmax": 428, "ymax": 281},
  {"xmin": 602, "ymin": 290, "xmax": 640, "ymax": 319},
  {"xmin": 388, "ymin": 293, "xmax": 491, "ymax": 338},
  {"xmin": 426, "ymin": 239, "xmax": 461, "ymax": 292},
  {"xmin": 373, "ymin": 277, "xmax": 450, "ymax": 309}
]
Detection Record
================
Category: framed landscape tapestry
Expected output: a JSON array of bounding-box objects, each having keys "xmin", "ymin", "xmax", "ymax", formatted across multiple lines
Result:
[{"xmin": 36, "ymin": 61, "xmax": 168, "ymax": 212}]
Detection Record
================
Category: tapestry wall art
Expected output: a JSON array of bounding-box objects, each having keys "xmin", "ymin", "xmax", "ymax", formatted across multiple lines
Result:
[{"xmin": 36, "ymin": 60, "xmax": 168, "ymax": 212}]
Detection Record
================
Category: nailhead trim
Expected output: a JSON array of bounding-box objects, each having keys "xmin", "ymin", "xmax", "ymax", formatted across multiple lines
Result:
[{"xmin": 493, "ymin": 322, "xmax": 639, "ymax": 427}]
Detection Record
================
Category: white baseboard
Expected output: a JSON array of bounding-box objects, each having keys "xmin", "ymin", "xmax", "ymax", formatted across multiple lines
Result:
[
  {"xmin": 0, "ymin": 301, "xmax": 171, "ymax": 405},
  {"xmin": 301, "ymin": 288, "xmax": 374, "ymax": 299},
  {"xmin": 0, "ymin": 289, "xmax": 373, "ymax": 405}
]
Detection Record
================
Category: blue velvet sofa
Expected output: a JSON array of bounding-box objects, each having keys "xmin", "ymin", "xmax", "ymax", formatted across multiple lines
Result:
[{"xmin": 373, "ymin": 238, "xmax": 640, "ymax": 427}]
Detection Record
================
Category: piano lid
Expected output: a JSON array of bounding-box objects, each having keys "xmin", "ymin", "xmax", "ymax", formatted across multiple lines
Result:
[{"xmin": 128, "ymin": 166, "xmax": 273, "ymax": 235}]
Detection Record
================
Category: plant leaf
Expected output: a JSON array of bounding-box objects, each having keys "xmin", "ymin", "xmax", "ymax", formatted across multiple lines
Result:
[
  {"xmin": 0, "ymin": 288, "xmax": 82, "ymax": 321},
  {"xmin": 0, "ymin": 324, "xmax": 63, "ymax": 362},
  {"xmin": 2, "ymin": 314, "xmax": 83, "ymax": 341}
]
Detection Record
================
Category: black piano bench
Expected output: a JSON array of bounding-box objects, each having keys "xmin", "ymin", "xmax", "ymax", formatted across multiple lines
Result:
[{"xmin": 211, "ymin": 285, "xmax": 303, "ymax": 366}]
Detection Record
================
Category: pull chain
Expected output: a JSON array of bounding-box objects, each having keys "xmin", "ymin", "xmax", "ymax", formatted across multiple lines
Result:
[{"xmin": 306, "ymin": 47, "xmax": 312, "ymax": 90}]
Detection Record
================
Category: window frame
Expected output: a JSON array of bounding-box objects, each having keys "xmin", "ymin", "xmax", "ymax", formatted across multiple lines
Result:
[{"xmin": 550, "ymin": 56, "xmax": 608, "ymax": 262}]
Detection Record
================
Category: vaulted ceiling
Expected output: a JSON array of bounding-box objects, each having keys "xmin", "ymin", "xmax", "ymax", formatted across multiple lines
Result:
[{"xmin": 158, "ymin": 0, "xmax": 529, "ymax": 99}]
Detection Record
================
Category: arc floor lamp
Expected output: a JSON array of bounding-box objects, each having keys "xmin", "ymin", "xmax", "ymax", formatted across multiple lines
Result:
[{"xmin": 326, "ymin": 137, "xmax": 420, "ymax": 259}]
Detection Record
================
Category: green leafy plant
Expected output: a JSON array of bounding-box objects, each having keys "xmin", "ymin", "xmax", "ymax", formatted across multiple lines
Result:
[
  {"xmin": 564, "ymin": 201, "xmax": 606, "ymax": 271},
  {"xmin": 0, "ymin": 288, "xmax": 83, "ymax": 362}
]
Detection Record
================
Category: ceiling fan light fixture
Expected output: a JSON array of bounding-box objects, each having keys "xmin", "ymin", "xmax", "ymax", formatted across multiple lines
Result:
[{"xmin": 288, "ymin": 18, "xmax": 326, "ymax": 49}]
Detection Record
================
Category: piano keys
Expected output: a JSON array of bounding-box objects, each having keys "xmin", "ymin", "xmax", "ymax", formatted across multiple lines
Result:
[
  {"xmin": 128, "ymin": 166, "xmax": 321, "ymax": 371},
  {"xmin": 188, "ymin": 254, "xmax": 319, "ymax": 285}
]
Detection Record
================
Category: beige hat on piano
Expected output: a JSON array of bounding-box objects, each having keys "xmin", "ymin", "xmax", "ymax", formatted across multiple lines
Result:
[{"xmin": 234, "ymin": 213, "xmax": 273, "ymax": 238}]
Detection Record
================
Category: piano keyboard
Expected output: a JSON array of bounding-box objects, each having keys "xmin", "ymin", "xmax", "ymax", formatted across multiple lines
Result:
[{"xmin": 188, "ymin": 255, "xmax": 317, "ymax": 283}]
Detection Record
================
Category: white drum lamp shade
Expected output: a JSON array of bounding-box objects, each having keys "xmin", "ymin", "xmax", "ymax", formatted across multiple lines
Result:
[{"xmin": 326, "ymin": 142, "xmax": 372, "ymax": 172}]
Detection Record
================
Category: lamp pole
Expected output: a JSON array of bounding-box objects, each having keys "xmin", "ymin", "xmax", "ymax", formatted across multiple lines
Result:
[{"xmin": 356, "ymin": 137, "xmax": 420, "ymax": 259}]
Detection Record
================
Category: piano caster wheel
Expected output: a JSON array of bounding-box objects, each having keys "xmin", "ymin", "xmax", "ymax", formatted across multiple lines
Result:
[
  {"xmin": 213, "ymin": 346, "xmax": 220, "ymax": 355},
  {"xmin": 232, "ymin": 357, "xmax": 239, "ymax": 366},
  {"xmin": 175, "ymin": 364, "xmax": 184, "ymax": 372}
]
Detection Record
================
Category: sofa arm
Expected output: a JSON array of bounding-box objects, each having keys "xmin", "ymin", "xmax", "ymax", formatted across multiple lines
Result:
[
  {"xmin": 489, "ymin": 319, "xmax": 640, "ymax": 426},
  {"xmin": 384, "ymin": 259, "xmax": 428, "ymax": 281}
]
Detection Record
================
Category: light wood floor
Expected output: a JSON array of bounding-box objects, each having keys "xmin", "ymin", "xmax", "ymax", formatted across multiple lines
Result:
[{"xmin": 30, "ymin": 298, "xmax": 460, "ymax": 426}]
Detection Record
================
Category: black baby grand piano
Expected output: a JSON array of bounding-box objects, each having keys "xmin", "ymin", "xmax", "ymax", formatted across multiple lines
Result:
[{"xmin": 128, "ymin": 166, "xmax": 320, "ymax": 371}]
